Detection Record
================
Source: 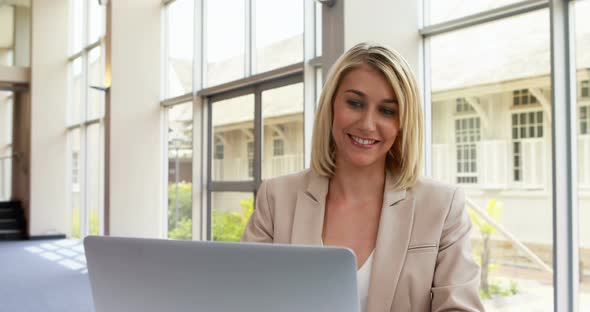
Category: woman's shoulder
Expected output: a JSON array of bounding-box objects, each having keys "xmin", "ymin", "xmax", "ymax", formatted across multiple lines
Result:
[
  {"xmin": 411, "ymin": 176, "xmax": 459, "ymax": 197},
  {"xmin": 408, "ymin": 176, "xmax": 463, "ymax": 214},
  {"xmin": 262, "ymin": 169, "xmax": 317, "ymax": 194}
]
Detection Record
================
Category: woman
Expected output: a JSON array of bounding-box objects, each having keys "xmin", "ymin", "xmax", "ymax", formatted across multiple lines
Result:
[{"xmin": 242, "ymin": 42, "xmax": 484, "ymax": 312}]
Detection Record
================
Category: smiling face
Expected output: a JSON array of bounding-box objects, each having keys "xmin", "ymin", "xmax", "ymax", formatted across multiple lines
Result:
[{"xmin": 331, "ymin": 64, "xmax": 400, "ymax": 171}]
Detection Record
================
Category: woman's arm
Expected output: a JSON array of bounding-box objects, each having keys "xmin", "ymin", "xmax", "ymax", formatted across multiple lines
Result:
[
  {"xmin": 431, "ymin": 188, "xmax": 485, "ymax": 312},
  {"xmin": 241, "ymin": 180, "xmax": 274, "ymax": 243}
]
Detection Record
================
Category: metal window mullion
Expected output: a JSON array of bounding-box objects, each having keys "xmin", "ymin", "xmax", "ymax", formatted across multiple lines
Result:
[
  {"xmin": 550, "ymin": 1, "xmax": 579, "ymax": 312},
  {"xmin": 209, "ymin": 181, "xmax": 256, "ymax": 193},
  {"xmin": 303, "ymin": 0, "xmax": 316, "ymax": 169},
  {"xmin": 245, "ymin": 0, "xmax": 253, "ymax": 77},
  {"xmin": 161, "ymin": 92, "xmax": 193, "ymax": 107},
  {"xmin": 422, "ymin": 36, "xmax": 432, "ymax": 177},
  {"xmin": 194, "ymin": 0, "xmax": 203, "ymax": 93},
  {"xmin": 192, "ymin": 96, "xmax": 204, "ymax": 241},
  {"xmin": 254, "ymin": 87, "xmax": 262, "ymax": 188},
  {"xmin": 199, "ymin": 63, "xmax": 304, "ymax": 97},
  {"xmin": 206, "ymin": 96, "xmax": 213, "ymax": 240},
  {"xmin": 162, "ymin": 107, "xmax": 169, "ymax": 238},
  {"xmin": 98, "ymin": 119, "xmax": 105, "ymax": 235},
  {"xmin": 80, "ymin": 126, "xmax": 88, "ymax": 237},
  {"xmin": 201, "ymin": 97, "xmax": 209, "ymax": 241},
  {"xmin": 202, "ymin": 0, "xmax": 209, "ymax": 88}
]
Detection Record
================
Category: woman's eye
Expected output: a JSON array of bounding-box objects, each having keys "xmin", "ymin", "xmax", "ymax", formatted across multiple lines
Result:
[
  {"xmin": 346, "ymin": 100, "xmax": 362, "ymax": 108},
  {"xmin": 380, "ymin": 108, "xmax": 397, "ymax": 116}
]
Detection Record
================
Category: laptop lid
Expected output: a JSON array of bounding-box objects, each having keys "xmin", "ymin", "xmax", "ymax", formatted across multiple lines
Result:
[{"xmin": 84, "ymin": 236, "xmax": 359, "ymax": 312}]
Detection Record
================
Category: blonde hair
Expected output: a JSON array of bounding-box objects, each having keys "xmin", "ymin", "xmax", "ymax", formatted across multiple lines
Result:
[{"xmin": 310, "ymin": 42, "xmax": 423, "ymax": 189}]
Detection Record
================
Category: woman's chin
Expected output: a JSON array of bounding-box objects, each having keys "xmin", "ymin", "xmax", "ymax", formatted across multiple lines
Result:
[{"xmin": 342, "ymin": 156, "xmax": 384, "ymax": 170}]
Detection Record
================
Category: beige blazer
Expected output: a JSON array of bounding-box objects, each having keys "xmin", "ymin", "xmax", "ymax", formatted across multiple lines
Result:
[{"xmin": 242, "ymin": 169, "xmax": 484, "ymax": 312}]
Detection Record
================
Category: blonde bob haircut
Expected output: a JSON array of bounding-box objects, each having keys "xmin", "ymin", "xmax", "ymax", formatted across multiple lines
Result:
[{"xmin": 310, "ymin": 42, "xmax": 424, "ymax": 189}]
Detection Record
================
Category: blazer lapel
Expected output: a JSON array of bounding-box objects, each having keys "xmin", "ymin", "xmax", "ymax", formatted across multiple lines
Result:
[
  {"xmin": 367, "ymin": 173, "xmax": 415, "ymax": 312},
  {"xmin": 291, "ymin": 172, "xmax": 329, "ymax": 246}
]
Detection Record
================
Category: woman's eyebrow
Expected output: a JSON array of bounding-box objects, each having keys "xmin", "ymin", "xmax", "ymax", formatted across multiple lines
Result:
[
  {"xmin": 344, "ymin": 89, "xmax": 399, "ymax": 104},
  {"xmin": 344, "ymin": 89, "xmax": 365, "ymax": 97},
  {"xmin": 345, "ymin": 89, "xmax": 398, "ymax": 104}
]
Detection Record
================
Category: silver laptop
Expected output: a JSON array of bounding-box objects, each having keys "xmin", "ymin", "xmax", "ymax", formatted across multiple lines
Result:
[{"xmin": 84, "ymin": 236, "xmax": 360, "ymax": 312}]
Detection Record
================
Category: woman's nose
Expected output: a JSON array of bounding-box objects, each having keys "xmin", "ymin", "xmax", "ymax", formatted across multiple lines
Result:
[{"xmin": 358, "ymin": 110, "xmax": 377, "ymax": 131}]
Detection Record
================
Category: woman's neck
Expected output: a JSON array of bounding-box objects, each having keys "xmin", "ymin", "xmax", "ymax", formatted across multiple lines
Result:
[{"xmin": 329, "ymin": 160, "xmax": 386, "ymax": 203}]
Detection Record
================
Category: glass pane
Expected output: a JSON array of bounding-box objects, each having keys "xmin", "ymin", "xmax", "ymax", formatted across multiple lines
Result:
[
  {"xmin": 0, "ymin": 2, "xmax": 30, "ymax": 66},
  {"xmin": 254, "ymin": 0, "xmax": 303, "ymax": 73},
  {"xmin": 87, "ymin": 47, "xmax": 104, "ymax": 120},
  {"xmin": 430, "ymin": 10, "xmax": 554, "ymax": 309},
  {"xmin": 88, "ymin": 0, "xmax": 104, "ymax": 44},
  {"xmin": 0, "ymin": 5, "xmax": 15, "ymax": 66},
  {"xmin": 315, "ymin": 1, "xmax": 322, "ymax": 57},
  {"xmin": 211, "ymin": 192, "xmax": 253, "ymax": 242},
  {"xmin": 70, "ymin": 57, "xmax": 83, "ymax": 125},
  {"xmin": 166, "ymin": 0, "xmax": 194, "ymax": 98},
  {"xmin": 427, "ymin": 0, "xmax": 526, "ymax": 26},
  {"xmin": 86, "ymin": 124, "xmax": 102, "ymax": 236},
  {"xmin": 574, "ymin": 0, "xmax": 590, "ymax": 309},
  {"xmin": 262, "ymin": 83, "xmax": 304, "ymax": 179},
  {"xmin": 70, "ymin": 0, "xmax": 84, "ymax": 54},
  {"xmin": 70, "ymin": 129, "xmax": 81, "ymax": 238},
  {"xmin": 205, "ymin": 0, "xmax": 245, "ymax": 87},
  {"xmin": 0, "ymin": 92, "xmax": 13, "ymax": 201},
  {"xmin": 211, "ymin": 94, "xmax": 254, "ymax": 181},
  {"xmin": 167, "ymin": 102, "xmax": 193, "ymax": 240}
]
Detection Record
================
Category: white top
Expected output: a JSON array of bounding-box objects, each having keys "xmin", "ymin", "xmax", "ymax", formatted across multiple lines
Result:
[
  {"xmin": 321, "ymin": 240, "xmax": 374, "ymax": 312},
  {"xmin": 357, "ymin": 250, "xmax": 374, "ymax": 312}
]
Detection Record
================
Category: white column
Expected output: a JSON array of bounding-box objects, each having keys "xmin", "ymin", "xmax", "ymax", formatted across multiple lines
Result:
[
  {"xmin": 29, "ymin": 0, "xmax": 69, "ymax": 236},
  {"xmin": 109, "ymin": 0, "xmax": 163, "ymax": 238}
]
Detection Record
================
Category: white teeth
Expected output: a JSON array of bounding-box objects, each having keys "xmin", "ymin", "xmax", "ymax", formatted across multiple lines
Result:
[{"xmin": 351, "ymin": 135, "xmax": 376, "ymax": 145}]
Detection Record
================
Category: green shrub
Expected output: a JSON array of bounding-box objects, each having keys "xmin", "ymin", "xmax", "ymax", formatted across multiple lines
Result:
[
  {"xmin": 213, "ymin": 198, "xmax": 254, "ymax": 242},
  {"xmin": 71, "ymin": 208, "xmax": 99, "ymax": 238},
  {"xmin": 168, "ymin": 182, "xmax": 193, "ymax": 240}
]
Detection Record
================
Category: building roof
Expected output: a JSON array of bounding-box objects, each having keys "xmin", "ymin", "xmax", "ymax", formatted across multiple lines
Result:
[{"xmin": 431, "ymin": 4, "xmax": 590, "ymax": 92}]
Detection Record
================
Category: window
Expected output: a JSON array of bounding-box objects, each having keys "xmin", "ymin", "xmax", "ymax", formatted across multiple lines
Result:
[
  {"xmin": 428, "ymin": 8, "xmax": 555, "ymax": 308},
  {"xmin": 167, "ymin": 102, "xmax": 193, "ymax": 240},
  {"xmin": 581, "ymin": 106, "xmax": 589, "ymax": 135},
  {"xmin": 511, "ymin": 111, "xmax": 543, "ymax": 182},
  {"xmin": 205, "ymin": 0, "xmax": 245, "ymax": 87},
  {"xmin": 208, "ymin": 78, "xmax": 304, "ymax": 241},
  {"xmin": 214, "ymin": 141, "xmax": 224, "ymax": 160},
  {"xmin": 254, "ymin": 0, "xmax": 303, "ymax": 74},
  {"xmin": 574, "ymin": 0, "xmax": 590, "ymax": 306},
  {"xmin": 247, "ymin": 141, "xmax": 254, "ymax": 178},
  {"xmin": 211, "ymin": 94, "xmax": 255, "ymax": 181},
  {"xmin": 68, "ymin": 0, "xmax": 106, "ymax": 238},
  {"xmin": 455, "ymin": 117, "xmax": 480, "ymax": 184},
  {"xmin": 426, "ymin": 0, "xmax": 526, "ymax": 25},
  {"xmin": 273, "ymin": 138, "xmax": 284, "ymax": 156},
  {"xmin": 72, "ymin": 151, "xmax": 80, "ymax": 188},
  {"xmin": 456, "ymin": 98, "xmax": 475, "ymax": 114},
  {"xmin": 169, "ymin": 0, "xmax": 318, "ymax": 243},
  {"xmin": 0, "ymin": 1, "xmax": 31, "ymax": 67},
  {"xmin": 262, "ymin": 82, "xmax": 304, "ymax": 179},
  {"xmin": 513, "ymin": 89, "xmax": 538, "ymax": 107},
  {"xmin": 164, "ymin": 0, "xmax": 194, "ymax": 98}
]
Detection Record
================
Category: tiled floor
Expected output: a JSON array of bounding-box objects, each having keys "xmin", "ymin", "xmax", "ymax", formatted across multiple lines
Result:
[{"xmin": 0, "ymin": 239, "xmax": 94, "ymax": 312}]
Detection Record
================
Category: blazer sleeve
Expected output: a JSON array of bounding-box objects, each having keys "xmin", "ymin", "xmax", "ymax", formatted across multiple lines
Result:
[
  {"xmin": 431, "ymin": 188, "xmax": 485, "ymax": 312},
  {"xmin": 241, "ymin": 180, "xmax": 274, "ymax": 243}
]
